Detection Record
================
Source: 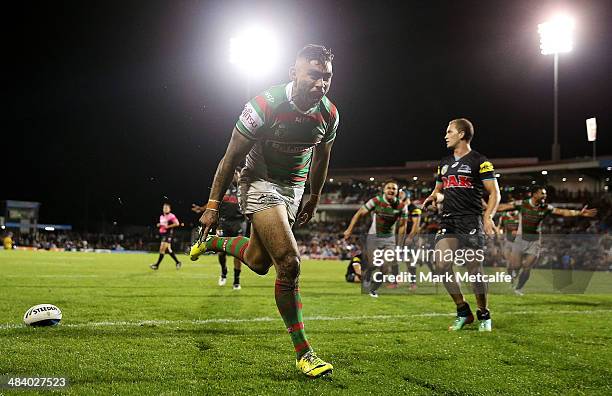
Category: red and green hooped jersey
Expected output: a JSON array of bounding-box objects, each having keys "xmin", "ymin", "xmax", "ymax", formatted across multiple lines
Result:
[
  {"xmin": 513, "ymin": 199, "xmax": 554, "ymax": 241},
  {"xmin": 499, "ymin": 211, "xmax": 519, "ymax": 241},
  {"xmin": 235, "ymin": 82, "xmax": 339, "ymax": 187},
  {"xmin": 364, "ymin": 194, "xmax": 408, "ymax": 237}
]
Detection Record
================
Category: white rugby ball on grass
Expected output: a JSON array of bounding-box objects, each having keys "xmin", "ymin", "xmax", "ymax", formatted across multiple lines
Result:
[{"xmin": 23, "ymin": 304, "xmax": 62, "ymax": 326}]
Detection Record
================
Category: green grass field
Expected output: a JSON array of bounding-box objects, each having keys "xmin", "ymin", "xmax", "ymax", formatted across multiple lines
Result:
[{"xmin": 1, "ymin": 250, "xmax": 611, "ymax": 395}]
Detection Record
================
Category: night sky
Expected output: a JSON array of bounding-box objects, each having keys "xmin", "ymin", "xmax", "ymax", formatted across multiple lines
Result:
[{"xmin": 6, "ymin": 0, "xmax": 612, "ymax": 229}]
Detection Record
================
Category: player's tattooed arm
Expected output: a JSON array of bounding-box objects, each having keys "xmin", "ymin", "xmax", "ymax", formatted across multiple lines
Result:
[
  {"xmin": 297, "ymin": 139, "xmax": 334, "ymax": 226},
  {"xmin": 208, "ymin": 128, "xmax": 254, "ymax": 203},
  {"xmin": 199, "ymin": 128, "xmax": 254, "ymax": 234},
  {"xmin": 483, "ymin": 179, "xmax": 501, "ymax": 235}
]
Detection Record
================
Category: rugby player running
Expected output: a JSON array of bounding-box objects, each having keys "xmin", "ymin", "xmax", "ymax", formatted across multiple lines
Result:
[
  {"xmin": 497, "ymin": 186, "xmax": 597, "ymax": 295},
  {"xmin": 422, "ymin": 118, "xmax": 500, "ymax": 331},
  {"xmin": 343, "ymin": 180, "xmax": 408, "ymax": 297},
  {"xmin": 190, "ymin": 45, "xmax": 338, "ymax": 378}
]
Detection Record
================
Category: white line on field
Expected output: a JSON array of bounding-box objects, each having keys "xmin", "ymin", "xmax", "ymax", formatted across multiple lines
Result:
[
  {"xmin": 1, "ymin": 309, "xmax": 611, "ymax": 330},
  {"xmin": 2, "ymin": 275, "xmax": 99, "ymax": 278}
]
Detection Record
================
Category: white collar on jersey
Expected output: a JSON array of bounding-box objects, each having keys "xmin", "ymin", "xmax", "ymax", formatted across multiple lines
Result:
[{"xmin": 285, "ymin": 81, "xmax": 320, "ymax": 115}]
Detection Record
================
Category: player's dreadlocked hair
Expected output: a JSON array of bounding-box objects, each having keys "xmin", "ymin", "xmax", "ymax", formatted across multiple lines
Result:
[{"xmin": 297, "ymin": 44, "xmax": 334, "ymax": 64}]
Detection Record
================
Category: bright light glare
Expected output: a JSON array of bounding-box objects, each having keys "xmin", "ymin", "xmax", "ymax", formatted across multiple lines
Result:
[
  {"xmin": 541, "ymin": 170, "xmax": 548, "ymax": 175},
  {"xmin": 538, "ymin": 15, "xmax": 575, "ymax": 55},
  {"xmin": 44, "ymin": 226, "xmax": 55, "ymax": 231},
  {"xmin": 230, "ymin": 27, "xmax": 279, "ymax": 75}
]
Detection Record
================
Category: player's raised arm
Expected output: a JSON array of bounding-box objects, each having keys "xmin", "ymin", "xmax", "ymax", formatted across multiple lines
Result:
[
  {"xmin": 297, "ymin": 139, "xmax": 334, "ymax": 226},
  {"xmin": 552, "ymin": 205, "xmax": 598, "ymax": 217},
  {"xmin": 497, "ymin": 202, "xmax": 517, "ymax": 212},
  {"xmin": 198, "ymin": 128, "xmax": 255, "ymax": 236}
]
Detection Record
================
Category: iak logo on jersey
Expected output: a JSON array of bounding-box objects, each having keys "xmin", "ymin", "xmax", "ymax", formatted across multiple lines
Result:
[{"xmin": 442, "ymin": 175, "xmax": 473, "ymax": 189}]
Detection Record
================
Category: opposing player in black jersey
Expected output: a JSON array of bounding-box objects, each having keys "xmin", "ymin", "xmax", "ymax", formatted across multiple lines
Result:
[
  {"xmin": 345, "ymin": 251, "xmax": 363, "ymax": 283},
  {"xmin": 423, "ymin": 118, "xmax": 500, "ymax": 332},
  {"xmin": 192, "ymin": 173, "xmax": 246, "ymax": 290}
]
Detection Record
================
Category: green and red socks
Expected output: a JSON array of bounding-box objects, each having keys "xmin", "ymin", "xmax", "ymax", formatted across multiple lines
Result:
[
  {"xmin": 275, "ymin": 279, "xmax": 312, "ymax": 359},
  {"xmin": 205, "ymin": 236, "xmax": 249, "ymax": 262}
]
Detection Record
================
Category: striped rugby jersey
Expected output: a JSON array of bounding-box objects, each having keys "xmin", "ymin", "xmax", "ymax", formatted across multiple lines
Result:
[
  {"xmin": 364, "ymin": 194, "xmax": 409, "ymax": 238},
  {"xmin": 513, "ymin": 198, "xmax": 554, "ymax": 241},
  {"xmin": 235, "ymin": 82, "xmax": 339, "ymax": 187},
  {"xmin": 499, "ymin": 211, "xmax": 519, "ymax": 241}
]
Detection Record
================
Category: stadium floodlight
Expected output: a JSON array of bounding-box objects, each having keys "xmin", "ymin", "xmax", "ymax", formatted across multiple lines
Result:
[
  {"xmin": 538, "ymin": 15, "xmax": 575, "ymax": 55},
  {"xmin": 578, "ymin": 177, "xmax": 583, "ymax": 182},
  {"xmin": 369, "ymin": 177, "xmax": 375, "ymax": 181},
  {"xmin": 538, "ymin": 14, "xmax": 575, "ymax": 162},
  {"xmin": 329, "ymin": 178, "xmax": 334, "ymax": 182},
  {"xmin": 229, "ymin": 27, "xmax": 279, "ymax": 76},
  {"xmin": 542, "ymin": 170, "xmax": 548, "ymax": 175},
  {"xmin": 44, "ymin": 226, "xmax": 55, "ymax": 231},
  {"xmin": 562, "ymin": 177, "xmax": 567, "ymax": 182},
  {"xmin": 495, "ymin": 173, "xmax": 501, "ymax": 178}
]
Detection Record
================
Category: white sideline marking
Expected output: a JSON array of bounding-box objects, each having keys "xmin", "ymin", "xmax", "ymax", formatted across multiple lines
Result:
[
  {"xmin": 1, "ymin": 309, "xmax": 611, "ymax": 330},
  {"xmin": 3, "ymin": 275, "xmax": 99, "ymax": 278}
]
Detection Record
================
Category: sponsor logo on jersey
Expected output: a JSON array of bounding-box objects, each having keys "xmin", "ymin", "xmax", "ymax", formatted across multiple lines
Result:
[
  {"xmin": 458, "ymin": 164, "xmax": 472, "ymax": 173},
  {"xmin": 479, "ymin": 161, "xmax": 494, "ymax": 173},
  {"xmin": 441, "ymin": 165, "xmax": 449, "ymax": 175},
  {"xmin": 264, "ymin": 91, "xmax": 275, "ymax": 102},
  {"xmin": 442, "ymin": 175, "xmax": 474, "ymax": 189},
  {"xmin": 239, "ymin": 103, "xmax": 263, "ymax": 133},
  {"xmin": 451, "ymin": 162, "xmax": 459, "ymax": 168},
  {"xmin": 267, "ymin": 141, "xmax": 313, "ymax": 154}
]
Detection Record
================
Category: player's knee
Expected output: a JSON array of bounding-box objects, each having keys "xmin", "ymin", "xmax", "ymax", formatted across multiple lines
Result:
[{"xmin": 276, "ymin": 254, "xmax": 301, "ymax": 282}]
